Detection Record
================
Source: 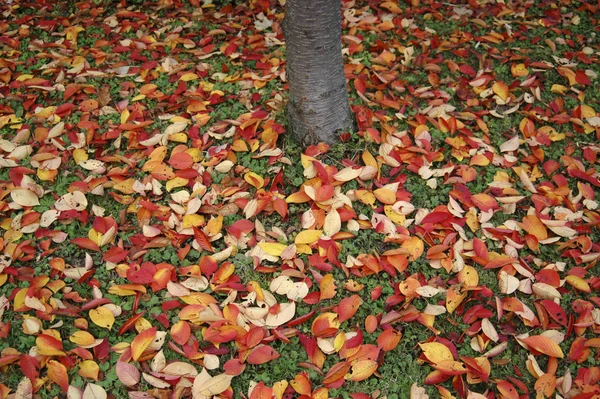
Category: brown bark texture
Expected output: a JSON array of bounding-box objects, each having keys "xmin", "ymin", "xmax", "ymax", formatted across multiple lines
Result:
[{"xmin": 283, "ymin": 0, "xmax": 355, "ymax": 146}]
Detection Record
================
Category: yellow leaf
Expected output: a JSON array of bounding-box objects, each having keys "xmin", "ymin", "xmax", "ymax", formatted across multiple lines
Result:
[
  {"xmin": 89, "ymin": 307, "xmax": 115, "ymax": 330},
  {"xmin": 182, "ymin": 214, "xmax": 205, "ymax": 229},
  {"xmin": 16, "ymin": 74, "xmax": 34, "ymax": 81},
  {"xmin": 244, "ymin": 172, "xmax": 265, "ymax": 189},
  {"xmin": 565, "ymin": 275, "xmax": 591, "ymax": 293},
  {"xmin": 511, "ymin": 63, "xmax": 529, "ymax": 77},
  {"xmin": 180, "ymin": 73, "xmax": 199, "ymax": 81},
  {"xmin": 295, "ymin": 244, "xmax": 312, "ymax": 255},
  {"xmin": 457, "ymin": 266, "xmax": 479, "ymax": 288},
  {"xmin": 72, "ymin": 148, "xmax": 89, "ymax": 164},
  {"xmin": 362, "ymin": 150, "xmax": 378, "ymax": 168},
  {"xmin": 273, "ymin": 381, "xmax": 289, "ymax": 399},
  {"xmin": 354, "ymin": 190, "xmax": 376, "ymax": 207},
  {"xmin": 259, "ymin": 242, "xmax": 287, "ymax": 257},
  {"xmin": 580, "ymin": 105, "xmax": 596, "ymax": 118},
  {"xmin": 446, "ymin": 286, "xmax": 466, "ymax": 314},
  {"xmin": 79, "ymin": 360, "xmax": 100, "ymax": 381},
  {"xmin": 166, "ymin": 177, "xmax": 188, "ymax": 192},
  {"xmin": 185, "ymin": 148, "xmax": 202, "ymax": 162},
  {"xmin": 551, "ymin": 84, "xmax": 568, "ymax": 95},
  {"xmin": 69, "ymin": 331, "xmax": 96, "ymax": 347},
  {"xmin": 205, "ymin": 215, "xmax": 223, "ymax": 236},
  {"xmin": 373, "ymin": 188, "xmax": 396, "ymax": 205},
  {"xmin": 113, "ymin": 178, "xmax": 135, "ymax": 194},
  {"xmin": 492, "ymin": 81, "xmax": 509, "ymax": 101},
  {"xmin": 120, "ymin": 108, "xmax": 130, "ymax": 125},
  {"xmin": 419, "ymin": 342, "xmax": 454, "ymax": 363},
  {"xmin": 384, "ymin": 205, "xmax": 405, "ymax": 225},
  {"xmin": 88, "ymin": 229, "xmax": 102, "ymax": 246},
  {"xmin": 345, "ymin": 360, "xmax": 378, "ymax": 382},
  {"xmin": 334, "ymin": 167, "xmax": 362, "ymax": 182},
  {"xmin": 295, "ymin": 230, "xmax": 322, "ymax": 245}
]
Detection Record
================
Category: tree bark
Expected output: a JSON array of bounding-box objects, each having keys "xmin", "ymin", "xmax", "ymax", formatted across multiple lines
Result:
[{"xmin": 283, "ymin": 0, "xmax": 355, "ymax": 146}]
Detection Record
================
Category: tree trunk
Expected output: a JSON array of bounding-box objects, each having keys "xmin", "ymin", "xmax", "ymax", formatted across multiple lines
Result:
[{"xmin": 283, "ymin": 0, "xmax": 355, "ymax": 146}]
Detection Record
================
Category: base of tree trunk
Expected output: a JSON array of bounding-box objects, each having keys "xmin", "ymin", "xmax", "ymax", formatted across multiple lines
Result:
[{"xmin": 283, "ymin": 0, "xmax": 355, "ymax": 147}]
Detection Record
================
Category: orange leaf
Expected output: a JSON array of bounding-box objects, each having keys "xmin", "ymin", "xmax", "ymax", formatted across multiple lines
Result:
[
  {"xmin": 312, "ymin": 313, "xmax": 340, "ymax": 338},
  {"xmin": 521, "ymin": 335, "xmax": 564, "ymax": 358},
  {"xmin": 401, "ymin": 236, "xmax": 424, "ymax": 261},
  {"xmin": 250, "ymin": 382, "xmax": 273, "ymax": 399},
  {"xmin": 496, "ymin": 380, "xmax": 519, "ymax": 399},
  {"xmin": 534, "ymin": 373, "xmax": 557, "ymax": 398},
  {"xmin": 377, "ymin": 329, "xmax": 402, "ymax": 352},
  {"xmin": 323, "ymin": 361, "xmax": 351, "ymax": 385},
  {"xmin": 336, "ymin": 295, "xmax": 361, "ymax": 323},
  {"xmin": 131, "ymin": 327, "xmax": 157, "ymax": 361},
  {"xmin": 47, "ymin": 360, "xmax": 69, "ymax": 392},
  {"xmin": 522, "ymin": 215, "xmax": 548, "ymax": 240},
  {"xmin": 290, "ymin": 372, "xmax": 312, "ymax": 395},
  {"xmin": 471, "ymin": 193, "xmax": 499, "ymax": 212},
  {"xmin": 365, "ymin": 315, "xmax": 378, "ymax": 334},
  {"xmin": 79, "ymin": 99, "xmax": 99, "ymax": 112},
  {"xmin": 319, "ymin": 274, "xmax": 337, "ymax": 301},
  {"xmin": 373, "ymin": 188, "xmax": 396, "ymax": 204},
  {"xmin": 170, "ymin": 320, "xmax": 191, "ymax": 346},
  {"xmin": 315, "ymin": 184, "xmax": 334, "ymax": 202}
]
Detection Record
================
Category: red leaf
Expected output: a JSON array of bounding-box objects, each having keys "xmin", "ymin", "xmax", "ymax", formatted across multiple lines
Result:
[
  {"xmin": 70, "ymin": 238, "xmax": 100, "ymax": 252},
  {"xmin": 540, "ymin": 300, "xmax": 567, "ymax": 327},
  {"xmin": 20, "ymin": 354, "xmax": 39, "ymax": 381},
  {"xmin": 103, "ymin": 246, "xmax": 128, "ymax": 263},
  {"xmin": 168, "ymin": 151, "xmax": 194, "ymax": 169},
  {"xmin": 247, "ymin": 345, "xmax": 279, "ymax": 365},
  {"xmin": 194, "ymin": 227, "xmax": 214, "ymax": 253}
]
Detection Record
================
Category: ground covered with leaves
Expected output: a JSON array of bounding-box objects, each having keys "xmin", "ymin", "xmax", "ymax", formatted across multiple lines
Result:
[{"xmin": 0, "ymin": 0, "xmax": 600, "ymax": 398}]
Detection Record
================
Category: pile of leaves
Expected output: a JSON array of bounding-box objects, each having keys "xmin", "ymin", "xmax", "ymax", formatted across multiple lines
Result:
[{"xmin": 1, "ymin": 0, "xmax": 600, "ymax": 398}]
